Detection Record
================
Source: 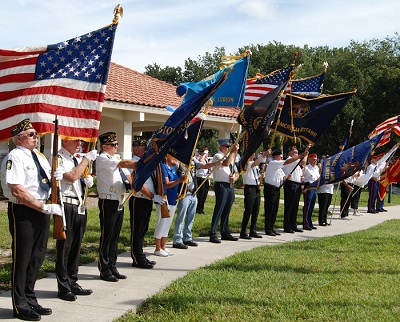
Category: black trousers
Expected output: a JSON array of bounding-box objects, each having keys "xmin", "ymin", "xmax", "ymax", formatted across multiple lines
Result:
[
  {"xmin": 210, "ymin": 182, "xmax": 235, "ymax": 238},
  {"xmin": 8, "ymin": 203, "xmax": 49, "ymax": 316},
  {"xmin": 340, "ymin": 184, "xmax": 352, "ymax": 217},
  {"xmin": 129, "ymin": 196, "xmax": 153, "ymax": 265},
  {"xmin": 196, "ymin": 177, "xmax": 209, "ymax": 213},
  {"xmin": 241, "ymin": 185, "xmax": 261, "ymax": 234},
  {"xmin": 317, "ymin": 193, "xmax": 332, "ymax": 224},
  {"xmin": 264, "ymin": 184, "xmax": 280, "ymax": 233},
  {"xmin": 98, "ymin": 199, "xmax": 124, "ymax": 276},
  {"xmin": 283, "ymin": 180, "xmax": 302, "ymax": 231},
  {"xmin": 56, "ymin": 203, "xmax": 87, "ymax": 293}
]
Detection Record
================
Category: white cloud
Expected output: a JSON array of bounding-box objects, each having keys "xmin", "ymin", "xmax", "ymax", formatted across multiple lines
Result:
[{"xmin": 237, "ymin": 0, "xmax": 278, "ymax": 19}]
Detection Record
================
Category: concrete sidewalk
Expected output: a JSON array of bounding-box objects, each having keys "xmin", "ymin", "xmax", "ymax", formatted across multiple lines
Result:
[{"xmin": 1, "ymin": 205, "xmax": 400, "ymax": 321}]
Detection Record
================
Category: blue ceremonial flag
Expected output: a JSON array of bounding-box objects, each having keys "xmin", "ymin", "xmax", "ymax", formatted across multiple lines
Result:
[
  {"xmin": 176, "ymin": 55, "xmax": 249, "ymax": 108},
  {"xmin": 309, "ymin": 132, "xmax": 384, "ymax": 189},
  {"xmin": 132, "ymin": 73, "xmax": 227, "ymax": 192},
  {"xmin": 238, "ymin": 73, "xmax": 291, "ymax": 171},
  {"xmin": 169, "ymin": 119, "xmax": 203, "ymax": 167},
  {"xmin": 291, "ymin": 72, "xmax": 325, "ymax": 97},
  {"xmin": 274, "ymin": 91, "xmax": 356, "ymax": 144}
]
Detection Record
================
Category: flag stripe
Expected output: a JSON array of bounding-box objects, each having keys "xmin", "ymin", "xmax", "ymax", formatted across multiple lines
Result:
[{"xmin": 0, "ymin": 85, "xmax": 105, "ymax": 107}]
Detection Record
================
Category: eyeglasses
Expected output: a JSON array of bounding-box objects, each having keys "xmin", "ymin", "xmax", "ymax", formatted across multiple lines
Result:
[{"xmin": 106, "ymin": 143, "xmax": 118, "ymax": 147}]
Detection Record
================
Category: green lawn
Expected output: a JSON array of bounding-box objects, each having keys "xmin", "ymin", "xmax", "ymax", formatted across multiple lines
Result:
[{"xmin": 116, "ymin": 219, "xmax": 400, "ymax": 322}]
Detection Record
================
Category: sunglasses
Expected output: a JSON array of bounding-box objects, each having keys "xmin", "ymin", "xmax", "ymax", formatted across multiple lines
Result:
[
  {"xmin": 19, "ymin": 131, "xmax": 37, "ymax": 137},
  {"xmin": 106, "ymin": 143, "xmax": 118, "ymax": 147}
]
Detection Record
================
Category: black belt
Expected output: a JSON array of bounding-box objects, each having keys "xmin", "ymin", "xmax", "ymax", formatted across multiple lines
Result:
[
  {"xmin": 263, "ymin": 183, "xmax": 280, "ymax": 189},
  {"xmin": 286, "ymin": 180, "xmax": 302, "ymax": 185}
]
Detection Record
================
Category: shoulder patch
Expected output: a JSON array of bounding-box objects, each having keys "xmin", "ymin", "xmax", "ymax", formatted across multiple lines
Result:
[
  {"xmin": 57, "ymin": 155, "xmax": 63, "ymax": 164},
  {"xmin": 6, "ymin": 160, "xmax": 12, "ymax": 170}
]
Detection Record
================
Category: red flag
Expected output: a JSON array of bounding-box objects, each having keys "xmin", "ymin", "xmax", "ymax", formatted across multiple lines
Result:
[
  {"xmin": 0, "ymin": 24, "xmax": 117, "ymax": 142},
  {"xmin": 378, "ymin": 157, "xmax": 400, "ymax": 200},
  {"xmin": 368, "ymin": 115, "xmax": 400, "ymax": 147}
]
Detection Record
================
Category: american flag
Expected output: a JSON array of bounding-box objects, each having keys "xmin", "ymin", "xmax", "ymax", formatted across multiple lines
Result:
[
  {"xmin": 291, "ymin": 72, "xmax": 325, "ymax": 97},
  {"xmin": 368, "ymin": 115, "xmax": 400, "ymax": 147},
  {"xmin": 0, "ymin": 24, "xmax": 117, "ymax": 142},
  {"xmin": 244, "ymin": 66, "xmax": 292, "ymax": 106}
]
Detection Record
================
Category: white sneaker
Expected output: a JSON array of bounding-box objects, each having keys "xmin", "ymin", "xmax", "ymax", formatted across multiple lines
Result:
[
  {"xmin": 353, "ymin": 211, "xmax": 360, "ymax": 216},
  {"xmin": 163, "ymin": 248, "xmax": 174, "ymax": 256},
  {"xmin": 154, "ymin": 249, "xmax": 168, "ymax": 257}
]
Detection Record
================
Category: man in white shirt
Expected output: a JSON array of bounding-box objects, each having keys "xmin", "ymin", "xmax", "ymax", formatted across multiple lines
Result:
[
  {"xmin": 209, "ymin": 138, "xmax": 239, "ymax": 243},
  {"xmin": 282, "ymin": 145, "xmax": 310, "ymax": 233},
  {"xmin": 302, "ymin": 153, "xmax": 320, "ymax": 229}
]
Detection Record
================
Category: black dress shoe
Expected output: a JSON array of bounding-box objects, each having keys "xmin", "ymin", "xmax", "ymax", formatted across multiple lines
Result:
[
  {"xmin": 272, "ymin": 230, "xmax": 281, "ymax": 236},
  {"xmin": 378, "ymin": 208, "xmax": 387, "ymax": 212},
  {"xmin": 250, "ymin": 232, "xmax": 263, "ymax": 238},
  {"xmin": 293, "ymin": 228, "xmax": 303, "ymax": 232},
  {"xmin": 284, "ymin": 229, "xmax": 294, "ymax": 233},
  {"xmin": 14, "ymin": 309, "xmax": 41, "ymax": 321},
  {"xmin": 71, "ymin": 285, "xmax": 93, "ymax": 295},
  {"xmin": 100, "ymin": 274, "xmax": 119, "ymax": 282},
  {"xmin": 265, "ymin": 231, "xmax": 276, "ymax": 237},
  {"xmin": 58, "ymin": 290, "xmax": 77, "ymax": 301},
  {"xmin": 30, "ymin": 304, "xmax": 52, "ymax": 315},
  {"xmin": 240, "ymin": 234, "xmax": 252, "ymax": 240},
  {"xmin": 173, "ymin": 243, "xmax": 188, "ymax": 249},
  {"xmin": 311, "ymin": 226, "xmax": 317, "ymax": 230},
  {"xmin": 111, "ymin": 270, "xmax": 127, "ymax": 279},
  {"xmin": 209, "ymin": 236, "xmax": 221, "ymax": 243},
  {"xmin": 221, "ymin": 235, "xmax": 239, "ymax": 241},
  {"xmin": 367, "ymin": 210, "xmax": 376, "ymax": 214},
  {"xmin": 303, "ymin": 226, "xmax": 312, "ymax": 231},
  {"xmin": 132, "ymin": 261, "xmax": 154, "ymax": 269},
  {"xmin": 319, "ymin": 222, "xmax": 327, "ymax": 226},
  {"xmin": 184, "ymin": 240, "xmax": 199, "ymax": 247},
  {"xmin": 146, "ymin": 258, "xmax": 156, "ymax": 265}
]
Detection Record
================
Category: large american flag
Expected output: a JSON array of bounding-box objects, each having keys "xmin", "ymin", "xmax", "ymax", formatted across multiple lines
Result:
[
  {"xmin": 0, "ymin": 24, "xmax": 117, "ymax": 142},
  {"xmin": 244, "ymin": 66, "xmax": 292, "ymax": 106},
  {"xmin": 368, "ymin": 115, "xmax": 400, "ymax": 147}
]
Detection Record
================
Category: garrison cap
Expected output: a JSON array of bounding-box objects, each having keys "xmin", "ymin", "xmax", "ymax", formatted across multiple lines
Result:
[
  {"xmin": 99, "ymin": 132, "xmax": 117, "ymax": 144},
  {"xmin": 11, "ymin": 119, "xmax": 34, "ymax": 136},
  {"xmin": 132, "ymin": 137, "xmax": 147, "ymax": 147}
]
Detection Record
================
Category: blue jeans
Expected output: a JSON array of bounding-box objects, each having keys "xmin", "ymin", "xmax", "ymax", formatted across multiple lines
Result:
[{"xmin": 173, "ymin": 192, "xmax": 197, "ymax": 244}]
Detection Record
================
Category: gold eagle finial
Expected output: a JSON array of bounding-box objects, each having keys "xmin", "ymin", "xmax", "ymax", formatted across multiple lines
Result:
[{"xmin": 112, "ymin": 4, "xmax": 124, "ymax": 25}]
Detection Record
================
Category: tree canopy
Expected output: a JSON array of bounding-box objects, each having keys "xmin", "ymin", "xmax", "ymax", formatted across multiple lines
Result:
[{"xmin": 144, "ymin": 34, "xmax": 400, "ymax": 156}]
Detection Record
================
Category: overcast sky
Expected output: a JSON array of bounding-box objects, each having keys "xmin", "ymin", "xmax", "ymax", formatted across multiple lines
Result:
[{"xmin": 2, "ymin": 0, "xmax": 399, "ymax": 73}]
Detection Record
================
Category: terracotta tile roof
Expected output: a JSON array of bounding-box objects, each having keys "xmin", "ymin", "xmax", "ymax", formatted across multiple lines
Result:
[
  {"xmin": 105, "ymin": 62, "xmax": 240, "ymax": 119},
  {"xmin": 106, "ymin": 62, "xmax": 181, "ymax": 108}
]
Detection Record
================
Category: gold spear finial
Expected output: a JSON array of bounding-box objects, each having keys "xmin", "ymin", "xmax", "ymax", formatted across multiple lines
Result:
[{"xmin": 112, "ymin": 4, "xmax": 124, "ymax": 25}]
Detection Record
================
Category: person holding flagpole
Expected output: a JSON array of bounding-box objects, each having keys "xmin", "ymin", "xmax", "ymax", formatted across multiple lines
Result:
[
  {"xmin": 1, "ymin": 119, "xmax": 62, "ymax": 321},
  {"xmin": 53, "ymin": 139, "xmax": 98, "ymax": 301},
  {"xmin": 282, "ymin": 145, "xmax": 310, "ymax": 233},
  {"xmin": 302, "ymin": 153, "xmax": 320, "ymax": 230},
  {"xmin": 96, "ymin": 132, "xmax": 136, "ymax": 282},
  {"xmin": 209, "ymin": 139, "xmax": 240, "ymax": 243}
]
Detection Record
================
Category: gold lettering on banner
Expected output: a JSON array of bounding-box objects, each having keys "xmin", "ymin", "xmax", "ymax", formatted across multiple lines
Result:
[
  {"xmin": 157, "ymin": 126, "xmax": 175, "ymax": 135},
  {"xmin": 217, "ymin": 97, "xmax": 234, "ymax": 103},
  {"xmin": 278, "ymin": 123, "xmax": 317, "ymax": 137}
]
